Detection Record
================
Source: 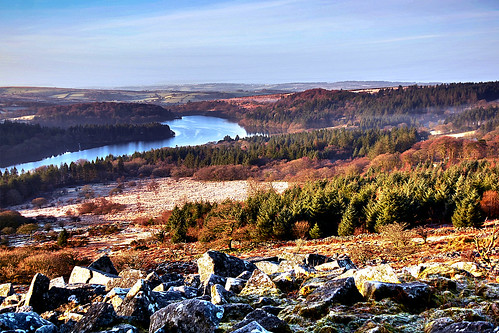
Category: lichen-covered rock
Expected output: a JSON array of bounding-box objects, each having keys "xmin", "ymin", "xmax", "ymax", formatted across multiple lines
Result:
[
  {"xmin": 197, "ymin": 251, "xmax": 257, "ymax": 282},
  {"xmin": 211, "ymin": 284, "xmax": 232, "ymax": 305},
  {"xmin": 99, "ymin": 323, "xmax": 139, "ymax": 333},
  {"xmin": 425, "ymin": 319, "xmax": 495, "ymax": 333},
  {"xmin": 47, "ymin": 284, "xmax": 106, "ymax": 311},
  {"xmin": 278, "ymin": 253, "xmax": 331, "ymax": 267},
  {"xmin": 88, "ymin": 254, "xmax": 119, "ymax": 276},
  {"xmin": 169, "ymin": 285, "xmax": 199, "ymax": 299},
  {"xmin": 255, "ymin": 261, "xmax": 281, "ymax": 275},
  {"xmin": 149, "ymin": 299, "xmax": 224, "ymax": 333},
  {"xmin": 70, "ymin": 302, "xmax": 116, "ymax": 333},
  {"xmin": 0, "ymin": 283, "xmax": 14, "ymax": 297},
  {"xmin": 225, "ymin": 277, "xmax": 247, "ymax": 294},
  {"xmin": 232, "ymin": 308, "xmax": 291, "ymax": 333},
  {"xmin": 478, "ymin": 283, "xmax": 499, "ymax": 300},
  {"xmin": 185, "ymin": 274, "xmax": 201, "ymax": 289},
  {"xmin": 306, "ymin": 277, "xmax": 362, "ymax": 306},
  {"xmin": 0, "ymin": 311, "xmax": 57, "ymax": 332},
  {"xmin": 417, "ymin": 264, "xmax": 471, "ymax": 280},
  {"xmin": 272, "ymin": 270, "xmax": 302, "ymax": 293},
  {"xmin": 69, "ymin": 266, "xmax": 120, "ymax": 286},
  {"xmin": 342, "ymin": 264, "xmax": 400, "ymax": 296},
  {"xmin": 363, "ymin": 281, "xmax": 432, "ymax": 311},
  {"xmin": 239, "ymin": 270, "xmax": 280, "ymax": 297},
  {"xmin": 116, "ymin": 279, "xmax": 160, "ymax": 327},
  {"xmin": 49, "ymin": 277, "xmax": 66, "ymax": 289},
  {"xmin": 298, "ymin": 274, "xmax": 338, "ymax": 296},
  {"xmin": 277, "ymin": 261, "xmax": 316, "ymax": 278},
  {"xmin": 231, "ymin": 320, "xmax": 271, "ymax": 333},
  {"xmin": 296, "ymin": 277, "xmax": 363, "ymax": 319},
  {"xmin": 200, "ymin": 274, "xmax": 227, "ymax": 297},
  {"xmin": 220, "ymin": 303, "xmax": 253, "ymax": 321},
  {"xmin": 23, "ymin": 273, "xmax": 50, "ymax": 313},
  {"xmin": 106, "ymin": 269, "xmax": 146, "ymax": 290}
]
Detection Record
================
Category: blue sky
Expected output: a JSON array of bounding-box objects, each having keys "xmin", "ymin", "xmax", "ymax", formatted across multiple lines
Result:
[{"xmin": 0, "ymin": 0, "xmax": 498, "ymax": 87}]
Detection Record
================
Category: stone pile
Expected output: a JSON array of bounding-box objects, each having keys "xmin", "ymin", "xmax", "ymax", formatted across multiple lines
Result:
[{"xmin": 0, "ymin": 250, "xmax": 498, "ymax": 332}]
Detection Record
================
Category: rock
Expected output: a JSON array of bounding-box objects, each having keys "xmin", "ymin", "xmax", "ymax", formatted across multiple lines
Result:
[
  {"xmin": 425, "ymin": 319, "xmax": 495, "ymax": 333},
  {"xmin": 106, "ymin": 269, "xmax": 147, "ymax": 290},
  {"xmin": 315, "ymin": 255, "xmax": 356, "ymax": 271},
  {"xmin": 306, "ymin": 277, "xmax": 362, "ymax": 305},
  {"xmin": 144, "ymin": 272, "xmax": 162, "ymax": 290},
  {"xmin": 211, "ymin": 284, "xmax": 232, "ymax": 305},
  {"xmin": 277, "ymin": 260, "xmax": 316, "ymax": 278},
  {"xmin": 451, "ymin": 261, "xmax": 486, "ymax": 277},
  {"xmin": 340, "ymin": 264, "xmax": 400, "ymax": 296},
  {"xmin": 197, "ymin": 250, "xmax": 257, "ymax": 282},
  {"xmin": 0, "ymin": 311, "xmax": 57, "ymax": 332},
  {"xmin": 220, "ymin": 303, "xmax": 253, "ymax": 321},
  {"xmin": 201, "ymin": 274, "xmax": 227, "ymax": 296},
  {"xmin": 46, "ymin": 284, "xmax": 106, "ymax": 311},
  {"xmin": 272, "ymin": 271, "xmax": 302, "ymax": 293},
  {"xmin": 0, "ymin": 283, "xmax": 14, "ymax": 297},
  {"xmin": 232, "ymin": 309, "xmax": 291, "ymax": 333},
  {"xmin": 168, "ymin": 285, "xmax": 199, "ymax": 298},
  {"xmin": 88, "ymin": 254, "xmax": 119, "ymax": 276},
  {"xmin": 231, "ymin": 321, "xmax": 271, "ymax": 333},
  {"xmin": 260, "ymin": 305, "xmax": 283, "ymax": 316},
  {"xmin": 278, "ymin": 253, "xmax": 331, "ymax": 267},
  {"xmin": 240, "ymin": 269, "xmax": 280, "ymax": 297},
  {"xmin": 116, "ymin": 279, "xmax": 160, "ymax": 327},
  {"xmin": 298, "ymin": 274, "xmax": 338, "ymax": 296},
  {"xmin": 149, "ymin": 299, "xmax": 224, "ymax": 333},
  {"xmin": 99, "ymin": 323, "xmax": 139, "ymax": 333},
  {"xmin": 237, "ymin": 271, "xmax": 255, "ymax": 280},
  {"xmin": 185, "ymin": 274, "xmax": 201, "ymax": 289},
  {"xmin": 49, "ymin": 277, "xmax": 66, "ymax": 289},
  {"xmin": 255, "ymin": 261, "xmax": 281, "ymax": 275},
  {"xmin": 363, "ymin": 281, "xmax": 433, "ymax": 311},
  {"xmin": 23, "ymin": 273, "xmax": 50, "ymax": 313},
  {"xmin": 69, "ymin": 266, "xmax": 120, "ymax": 286},
  {"xmin": 71, "ymin": 302, "xmax": 116, "ymax": 333},
  {"xmin": 478, "ymin": 283, "xmax": 499, "ymax": 299},
  {"xmin": 225, "ymin": 277, "xmax": 247, "ymax": 294},
  {"xmin": 418, "ymin": 264, "xmax": 471, "ymax": 280}
]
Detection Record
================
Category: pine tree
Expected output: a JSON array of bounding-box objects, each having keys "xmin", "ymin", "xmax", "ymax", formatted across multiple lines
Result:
[
  {"xmin": 309, "ymin": 223, "xmax": 322, "ymax": 239},
  {"xmin": 452, "ymin": 189, "xmax": 483, "ymax": 228}
]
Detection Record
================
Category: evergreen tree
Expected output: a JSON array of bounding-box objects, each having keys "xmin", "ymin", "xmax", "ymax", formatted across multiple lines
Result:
[{"xmin": 451, "ymin": 189, "xmax": 483, "ymax": 228}]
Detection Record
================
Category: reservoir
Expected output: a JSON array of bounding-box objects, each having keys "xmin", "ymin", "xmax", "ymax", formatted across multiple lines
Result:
[{"xmin": 8, "ymin": 116, "xmax": 248, "ymax": 172}]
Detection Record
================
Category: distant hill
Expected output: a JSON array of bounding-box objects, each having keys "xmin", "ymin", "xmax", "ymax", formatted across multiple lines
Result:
[{"xmin": 117, "ymin": 81, "xmax": 428, "ymax": 92}]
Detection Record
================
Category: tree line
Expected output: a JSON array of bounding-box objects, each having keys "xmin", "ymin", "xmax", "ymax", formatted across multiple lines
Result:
[
  {"xmin": 163, "ymin": 160, "xmax": 499, "ymax": 245},
  {"xmin": 170, "ymin": 82, "xmax": 499, "ymax": 131}
]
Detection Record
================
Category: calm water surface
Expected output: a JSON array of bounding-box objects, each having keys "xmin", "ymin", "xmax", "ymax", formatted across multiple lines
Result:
[{"xmin": 8, "ymin": 116, "xmax": 248, "ymax": 172}]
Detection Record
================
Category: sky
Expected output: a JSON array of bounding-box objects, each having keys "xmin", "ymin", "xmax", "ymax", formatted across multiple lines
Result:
[{"xmin": 0, "ymin": 0, "xmax": 498, "ymax": 88}]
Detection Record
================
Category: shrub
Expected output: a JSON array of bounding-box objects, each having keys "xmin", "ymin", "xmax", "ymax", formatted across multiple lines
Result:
[
  {"xmin": 57, "ymin": 229, "xmax": 69, "ymax": 247},
  {"xmin": 31, "ymin": 197, "xmax": 48, "ymax": 208},
  {"xmin": 78, "ymin": 199, "xmax": 125, "ymax": 215},
  {"xmin": 0, "ymin": 210, "xmax": 30, "ymax": 230},
  {"xmin": 480, "ymin": 190, "xmax": 499, "ymax": 218},
  {"xmin": 292, "ymin": 221, "xmax": 310, "ymax": 240},
  {"xmin": 16, "ymin": 223, "xmax": 39, "ymax": 235},
  {"xmin": 88, "ymin": 224, "xmax": 120, "ymax": 236}
]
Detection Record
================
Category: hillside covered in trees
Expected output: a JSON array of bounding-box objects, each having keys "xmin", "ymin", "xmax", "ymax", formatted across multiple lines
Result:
[
  {"xmin": 0, "ymin": 121, "xmax": 175, "ymax": 168},
  {"xmin": 170, "ymin": 82, "xmax": 499, "ymax": 132},
  {"xmin": 34, "ymin": 102, "xmax": 178, "ymax": 126}
]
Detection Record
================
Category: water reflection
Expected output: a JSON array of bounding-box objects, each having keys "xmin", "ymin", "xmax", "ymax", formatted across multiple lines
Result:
[{"xmin": 8, "ymin": 116, "xmax": 248, "ymax": 172}]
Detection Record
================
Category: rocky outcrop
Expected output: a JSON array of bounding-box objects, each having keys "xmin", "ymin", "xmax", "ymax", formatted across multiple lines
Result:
[{"xmin": 2, "ymin": 250, "xmax": 499, "ymax": 333}]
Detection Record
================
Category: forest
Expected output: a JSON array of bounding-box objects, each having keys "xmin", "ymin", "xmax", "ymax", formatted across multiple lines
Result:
[
  {"xmin": 34, "ymin": 102, "xmax": 178, "ymax": 126},
  {"xmin": 170, "ymin": 82, "xmax": 499, "ymax": 131},
  {"xmin": 0, "ymin": 121, "xmax": 174, "ymax": 168}
]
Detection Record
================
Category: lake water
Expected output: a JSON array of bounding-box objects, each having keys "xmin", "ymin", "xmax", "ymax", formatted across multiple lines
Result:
[{"xmin": 8, "ymin": 116, "xmax": 248, "ymax": 172}]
